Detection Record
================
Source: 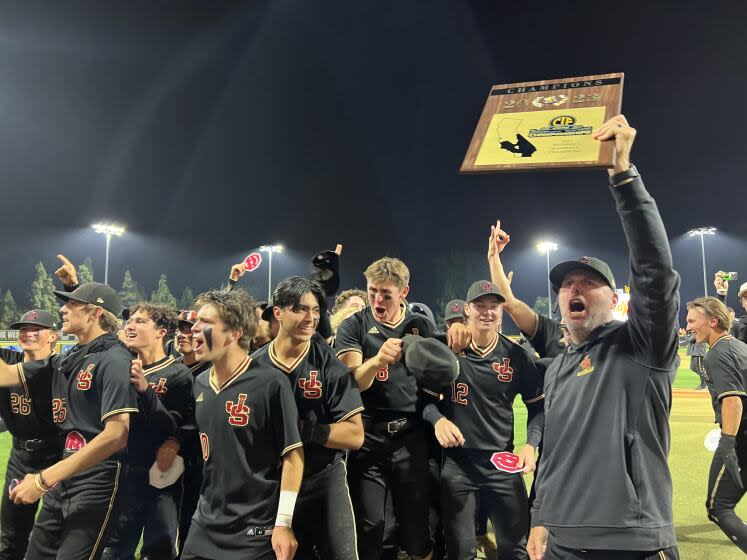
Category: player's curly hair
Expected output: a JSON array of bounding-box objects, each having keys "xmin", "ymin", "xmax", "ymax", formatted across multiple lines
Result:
[
  {"xmin": 332, "ymin": 289, "xmax": 368, "ymax": 314},
  {"xmin": 687, "ymin": 297, "xmax": 733, "ymax": 333},
  {"xmin": 128, "ymin": 303, "xmax": 178, "ymax": 337},
  {"xmin": 364, "ymin": 257, "xmax": 410, "ymax": 290},
  {"xmin": 194, "ymin": 288, "xmax": 257, "ymax": 351}
]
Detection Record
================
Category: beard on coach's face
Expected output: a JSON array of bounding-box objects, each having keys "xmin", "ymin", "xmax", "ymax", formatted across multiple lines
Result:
[{"xmin": 558, "ymin": 271, "xmax": 615, "ymax": 342}]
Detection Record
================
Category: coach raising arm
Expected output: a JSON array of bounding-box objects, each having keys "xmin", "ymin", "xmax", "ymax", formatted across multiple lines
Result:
[{"xmin": 521, "ymin": 116, "xmax": 681, "ymax": 560}]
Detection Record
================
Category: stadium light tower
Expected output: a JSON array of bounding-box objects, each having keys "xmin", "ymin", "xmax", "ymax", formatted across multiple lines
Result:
[
  {"xmin": 259, "ymin": 244, "xmax": 284, "ymax": 301},
  {"xmin": 91, "ymin": 223, "xmax": 125, "ymax": 285},
  {"xmin": 688, "ymin": 226, "xmax": 716, "ymax": 297},
  {"xmin": 537, "ymin": 241, "xmax": 559, "ymax": 318}
]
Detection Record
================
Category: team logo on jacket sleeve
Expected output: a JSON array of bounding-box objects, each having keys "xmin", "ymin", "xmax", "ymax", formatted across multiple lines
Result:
[
  {"xmin": 298, "ymin": 371, "xmax": 322, "ymax": 399},
  {"xmin": 492, "ymin": 358, "xmax": 513, "ymax": 382},
  {"xmin": 225, "ymin": 393, "xmax": 251, "ymax": 426},
  {"xmin": 576, "ymin": 354, "xmax": 594, "ymax": 377}
]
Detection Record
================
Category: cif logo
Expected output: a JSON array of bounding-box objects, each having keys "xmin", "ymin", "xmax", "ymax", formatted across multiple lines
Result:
[{"xmin": 550, "ymin": 115, "xmax": 576, "ymax": 127}]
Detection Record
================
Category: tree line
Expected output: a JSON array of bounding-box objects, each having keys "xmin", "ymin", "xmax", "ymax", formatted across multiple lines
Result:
[{"xmin": 0, "ymin": 259, "xmax": 194, "ymax": 329}]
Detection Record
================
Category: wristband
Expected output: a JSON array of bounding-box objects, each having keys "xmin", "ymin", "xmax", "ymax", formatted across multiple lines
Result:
[
  {"xmin": 34, "ymin": 474, "xmax": 49, "ymax": 493},
  {"xmin": 609, "ymin": 164, "xmax": 639, "ymax": 187},
  {"xmin": 275, "ymin": 490, "xmax": 298, "ymax": 527}
]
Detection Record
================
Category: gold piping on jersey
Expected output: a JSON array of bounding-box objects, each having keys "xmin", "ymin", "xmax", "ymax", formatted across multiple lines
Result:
[
  {"xmin": 708, "ymin": 465, "xmax": 726, "ymax": 512},
  {"xmin": 342, "ymin": 460, "xmax": 360, "ymax": 560},
  {"xmin": 337, "ymin": 406, "xmax": 365, "ymax": 423},
  {"xmin": 421, "ymin": 387, "xmax": 442, "ymax": 398},
  {"xmin": 89, "ymin": 460, "xmax": 122, "ymax": 560},
  {"xmin": 377, "ymin": 303, "xmax": 407, "ymax": 329},
  {"xmin": 143, "ymin": 356, "xmax": 176, "ymax": 376},
  {"xmin": 524, "ymin": 393, "xmax": 545, "ymax": 405},
  {"xmin": 716, "ymin": 390, "xmax": 747, "ymax": 401},
  {"xmin": 281, "ymin": 441, "xmax": 304, "ymax": 456},
  {"xmin": 208, "ymin": 355, "xmax": 252, "ymax": 394},
  {"xmin": 17, "ymin": 363, "xmax": 29, "ymax": 399},
  {"xmin": 335, "ymin": 348, "xmax": 362, "ymax": 358},
  {"xmin": 711, "ymin": 334, "xmax": 733, "ymax": 349},
  {"xmin": 268, "ymin": 340, "xmax": 311, "ymax": 374},
  {"xmin": 101, "ymin": 408, "xmax": 139, "ymax": 422},
  {"xmin": 469, "ymin": 333, "xmax": 499, "ymax": 358}
]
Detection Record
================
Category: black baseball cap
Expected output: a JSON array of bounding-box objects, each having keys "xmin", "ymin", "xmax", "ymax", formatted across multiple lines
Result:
[
  {"xmin": 402, "ymin": 335, "xmax": 460, "ymax": 390},
  {"xmin": 407, "ymin": 302, "xmax": 436, "ymax": 325},
  {"xmin": 10, "ymin": 309, "xmax": 59, "ymax": 330},
  {"xmin": 444, "ymin": 299, "xmax": 466, "ymax": 321},
  {"xmin": 465, "ymin": 280, "xmax": 505, "ymax": 303},
  {"xmin": 549, "ymin": 256, "xmax": 616, "ymax": 292},
  {"xmin": 54, "ymin": 282, "xmax": 122, "ymax": 317}
]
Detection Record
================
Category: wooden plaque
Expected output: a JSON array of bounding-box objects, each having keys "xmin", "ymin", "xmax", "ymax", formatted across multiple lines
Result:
[{"xmin": 460, "ymin": 73, "xmax": 624, "ymax": 173}]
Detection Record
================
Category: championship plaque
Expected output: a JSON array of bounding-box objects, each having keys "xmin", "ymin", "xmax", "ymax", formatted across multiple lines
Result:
[{"xmin": 460, "ymin": 73, "xmax": 624, "ymax": 173}]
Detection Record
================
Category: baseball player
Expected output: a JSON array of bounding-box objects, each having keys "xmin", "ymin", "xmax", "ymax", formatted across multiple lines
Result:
[
  {"xmin": 686, "ymin": 297, "xmax": 747, "ymax": 553},
  {"xmin": 443, "ymin": 299, "xmax": 466, "ymax": 328},
  {"xmin": 0, "ymin": 280, "xmax": 138, "ymax": 560},
  {"xmin": 509, "ymin": 116, "xmax": 680, "ymax": 559},
  {"xmin": 424, "ymin": 280, "xmax": 544, "ymax": 560},
  {"xmin": 181, "ymin": 288, "xmax": 304, "ymax": 560},
  {"xmin": 0, "ymin": 310, "xmax": 62, "ymax": 560},
  {"xmin": 335, "ymin": 257, "xmax": 469, "ymax": 560},
  {"xmin": 173, "ymin": 309, "xmax": 211, "ymax": 556},
  {"xmin": 103, "ymin": 303, "xmax": 194, "ymax": 560},
  {"xmin": 252, "ymin": 276, "xmax": 364, "ymax": 559},
  {"xmin": 714, "ymin": 272, "xmax": 747, "ymax": 344}
]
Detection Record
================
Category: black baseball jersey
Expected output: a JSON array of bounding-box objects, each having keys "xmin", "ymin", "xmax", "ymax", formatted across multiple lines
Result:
[
  {"xmin": 252, "ymin": 336, "xmax": 364, "ymax": 475},
  {"xmin": 440, "ymin": 334, "xmax": 544, "ymax": 451},
  {"xmin": 191, "ymin": 355, "xmax": 302, "ymax": 554},
  {"xmin": 525, "ymin": 314, "xmax": 565, "ymax": 359},
  {"xmin": 335, "ymin": 304, "xmax": 423, "ymax": 417},
  {"xmin": 703, "ymin": 334, "xmax": 747, "ymax": 426},
  {"xmin": 143, "ymin": 355, "xmax": 194, "ymax": 425},
  {"xmin": 129, "ymin": 355, "xmax": 195, "ymax": 466},
  {"xmin": 20, "ymin": 334, "xmax": 138, "ymax": 459},
  {"xmin": 0, "ymin": 349, "xmax": 59, "ymax": 441},
  {"xmin": 183, "ymin": 358, "xmax": 212, "ymax": 378}
]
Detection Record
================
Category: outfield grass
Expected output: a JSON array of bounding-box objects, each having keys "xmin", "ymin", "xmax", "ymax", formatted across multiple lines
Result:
[{"xmin": 0, "ymin": 349, "xmax": 741, "ymax": 559}]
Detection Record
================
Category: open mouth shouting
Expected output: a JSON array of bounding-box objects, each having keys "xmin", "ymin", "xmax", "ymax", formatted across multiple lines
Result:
[{"xmin": 567, "ymin": 298, "xmax": 587, "ymax": 319}]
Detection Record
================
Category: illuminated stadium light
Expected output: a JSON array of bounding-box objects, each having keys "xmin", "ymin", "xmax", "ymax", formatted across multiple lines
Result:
[
  {"xmin": 259, "ymin": 244, "xmax": 284, "ymax": 301},
  {"xmin": 537, "ymin": 241, "xmax": 559, "ymax": 317},
  {"xmin": 91, "ymin": 223, "xmax": 126, "ymax": 285},
  {"xmin": 687, "ymin": 226, "xmax": 716, "ymax": 297}
]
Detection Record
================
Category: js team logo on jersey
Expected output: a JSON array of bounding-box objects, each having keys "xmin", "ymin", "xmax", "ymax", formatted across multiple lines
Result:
[
  {"xmin": 576, "ymin": 354, "xmax": 594, "ymax": 376},
  {"xmin": 76, "ymin": 364, "xmax": 95, "ymax": 391},
  {"xmin": 225, "ymin": 393, "xmax": 251, "ymax": 426},
  {"xmin": 298, "ymin": 371, "xmax": 322, "ymax": 399},
  {"xmin": 375, "ymin": 365, "xmax": 389, "ymax": 382},
  {"xmin": 492, "ymin": 358, "xmax": 513, "ymax": 382},
  {"xmin": 149, "ymin": 378, "xmax": 168, "ymax": 396},
  {"xmin": 529, "ymin": 115, "xmax": 593, "ymax": 138}
]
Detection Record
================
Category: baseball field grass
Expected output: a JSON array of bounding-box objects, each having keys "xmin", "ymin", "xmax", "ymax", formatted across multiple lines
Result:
[{"xmin": 0, "ymin": 349, "xmax": 742, "ymax": 559}]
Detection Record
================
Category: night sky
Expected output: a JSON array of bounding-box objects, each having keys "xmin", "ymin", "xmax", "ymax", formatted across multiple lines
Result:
[{"xmin": 2, "ymin": 1, "xmax": 746, "ymax": 329}]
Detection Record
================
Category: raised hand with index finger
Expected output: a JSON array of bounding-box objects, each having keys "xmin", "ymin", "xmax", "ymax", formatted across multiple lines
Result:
[{"xmin": 54, "ymin": 254, "xmax": 79, "ymax": 287}]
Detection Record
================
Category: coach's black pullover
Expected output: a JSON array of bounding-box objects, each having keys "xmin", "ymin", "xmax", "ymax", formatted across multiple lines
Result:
[{"xmin": 530, "ymin": 175, "xmax": 680, "ymax": 551}]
